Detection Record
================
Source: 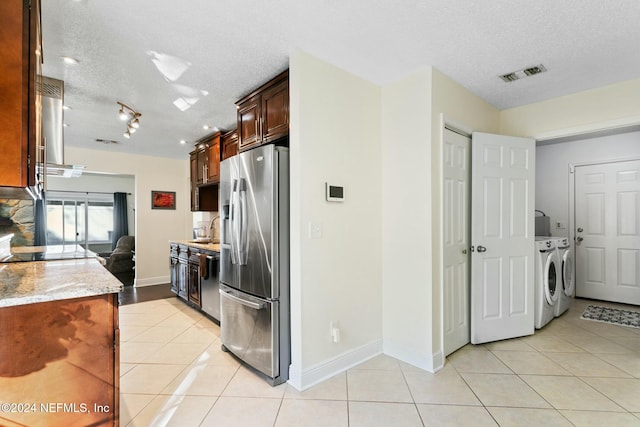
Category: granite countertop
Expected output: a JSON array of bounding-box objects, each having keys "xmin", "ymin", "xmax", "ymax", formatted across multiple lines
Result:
[
  {"xmin": 0, "ymin": 258, "xmax": 123, "ymax": 308},
  {"xmin": 170, "ymin": 240, "xmax": 221, "ymax": 253}
]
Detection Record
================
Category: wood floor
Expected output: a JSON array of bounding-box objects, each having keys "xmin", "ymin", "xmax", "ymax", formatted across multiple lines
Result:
[{"xmin": 118, "ymin": 283, "xmax": 174, "ymax": 306}]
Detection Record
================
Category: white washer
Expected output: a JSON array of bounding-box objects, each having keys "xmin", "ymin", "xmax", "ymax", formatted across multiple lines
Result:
[
  {"xmin": 552, "ymin": 237, "xmax": 574, "ymax": 317},
  {"xmin": 534, "ymin": 237, "xmax": 560, "ymax": 329}
]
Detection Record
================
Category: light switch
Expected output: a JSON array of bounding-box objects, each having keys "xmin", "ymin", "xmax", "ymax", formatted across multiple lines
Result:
[{"xmin": 309, "ymin": 222, "xmax": 323, "ymax": 239}]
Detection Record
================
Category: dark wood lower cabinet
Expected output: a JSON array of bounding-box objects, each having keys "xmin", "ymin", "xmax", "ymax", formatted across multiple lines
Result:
[
  {"xmin": 0, "ymin": 294, "xmax": 119, "ymax": 426},
  {"xmin": 171, "ymin": 244, "xmax": 203, "ymax": 309}
]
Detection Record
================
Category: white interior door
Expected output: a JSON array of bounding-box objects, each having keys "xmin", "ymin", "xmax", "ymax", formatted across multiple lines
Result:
[
  {"xmin": 471, "ymin": 132, "xmax": 535, "ymax": 344},
  {"xmin": 574, "ymin": 160, "xmax": 640, "ymax": 305},
  {"xmin": 443, "ymin": 129, "xmax": 471, "ymax": 356}
]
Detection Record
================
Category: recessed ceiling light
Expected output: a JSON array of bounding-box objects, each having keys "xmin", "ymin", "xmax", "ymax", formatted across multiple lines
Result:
[
  {"xmin": 62, "ymin": 105, "xmax": 71, "ymax": 110},
  {"xmin": 63, "ymin": 123, "xmax": 69, "ymax": 127},
  {"xmin": 203, "ymin": 125, "xmax": 211, "ymax": 130},
  {"xmin": 61, "ymin": 56, "xmax": 79, "ymax": 65},
  {"xmin": 179, "ymin": 140, "xmax": 186, "ymax": 145}
]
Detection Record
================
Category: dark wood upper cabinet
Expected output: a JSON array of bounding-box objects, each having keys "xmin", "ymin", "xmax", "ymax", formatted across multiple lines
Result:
[
  {"xmin": 237, "ymin": 94, "xmax": 261, "ymax": 151},
  {"xmin": 221, "ymin": 129, "xmax": 238, "ymax": 160},
  {"xmin": 236, "ymin": 70, "xmax": 289, "ymax": 152},
  {"xmin": 189, "ymin": 132, "xmax": 221, "ymax": 212},
  {"xmin": 206, "ymin": 133, "xmax": 221, "ymax": 183},
  {"xmin": 0, "ymin": 0, "xmax": 43, "ymax": 196},
  {"xmin": 261, "ymin": 77, "xmax": 289, "ymax": 143}
]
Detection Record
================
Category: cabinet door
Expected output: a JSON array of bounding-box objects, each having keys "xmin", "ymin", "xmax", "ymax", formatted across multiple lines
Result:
[
  {"xmin": 190, "ymin": 153, "xmax": 199, "ymax": 211},
  {"xmin": 206, "ymin": 135, "xmax": 221, "ymax": 183},
  {"xmin": 261, "ymin": 78, "xmax": 289, "ymax": 144},
  {"xmin": 237, "ymin": 94, "xmax": 261, "ymax": 151},
  {"xmin": 222, "ymin": 129, "xmax": 238, "ymax": 160},
  {"xmin": 178, "ymin": 260, "xmax": 188, "ymax": 298},
  {"xmin": 196, "ymin": 149, "xmax": 205, "ymax": 184},
  {"xmin": 170, "ymin": 256, "xmax": 179, "ymax": 294},
  {"xmin": 0, "ymin": 0, "xmax": 36, "ymax": 188}
]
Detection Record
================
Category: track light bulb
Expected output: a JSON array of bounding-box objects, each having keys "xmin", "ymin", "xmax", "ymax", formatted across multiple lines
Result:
[
  {"xmin": 119, "ymin": 108, "xmax": 128, "ymax": 121},
  {"xmin": 130, "ymin": 118, "xmax": 140, "ymax": 129},
  {"xmin": 124, "ymin": 130, "xmax": 131, "ymax": 139},
  {"xmin": 128, "ymin": 125, "xmax": 136, "ymax": 134}
]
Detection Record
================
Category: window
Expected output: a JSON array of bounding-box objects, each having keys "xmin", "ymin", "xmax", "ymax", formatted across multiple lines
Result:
[{"xmin": 46, "ymin": 192, "xmax": 114, "ymax": 252}]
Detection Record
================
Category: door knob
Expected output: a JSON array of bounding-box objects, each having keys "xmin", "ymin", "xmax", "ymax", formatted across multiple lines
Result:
[
  {"xmin": 477, "ymin": 245, "xmax": 487, "ymax": 253},
  {"xmin": 577, "ymin": 227, "xmax": 583, "ymax": 232},
  {"xmin": 576, "ymin": 237, "xmax": 584, "ymax": 242}
]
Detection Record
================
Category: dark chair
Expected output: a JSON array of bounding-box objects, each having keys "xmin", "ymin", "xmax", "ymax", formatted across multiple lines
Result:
[{"xmin": 97, "ymin": 236, "xmax": 135, "ymax": 282}]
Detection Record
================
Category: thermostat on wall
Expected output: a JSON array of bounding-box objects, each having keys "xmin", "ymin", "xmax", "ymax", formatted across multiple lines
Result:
[{"xmin": 326, "ymin": 183, "xmax": 344, "ymax": 202}]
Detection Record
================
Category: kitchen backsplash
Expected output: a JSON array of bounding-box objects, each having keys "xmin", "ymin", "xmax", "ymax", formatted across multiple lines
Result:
[{"xmin": 0, "ymin": 198, "xmax": 35, "ymax": 246}]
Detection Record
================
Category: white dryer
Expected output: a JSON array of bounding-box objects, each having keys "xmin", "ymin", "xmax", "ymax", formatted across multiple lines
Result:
[
  {"xmin": 553, "ymin": 237, "xmax": 574, "ymax": 317},
  {"xmin": 534, "ymin": 237, "xmax": 560, "ymax": 329}
]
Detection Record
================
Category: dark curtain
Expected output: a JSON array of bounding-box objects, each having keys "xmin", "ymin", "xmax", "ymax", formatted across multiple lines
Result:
[
  {"xmin": 112, "ymin": 192, "xmax": 129, "ymax": 250},
  {"xmin": 34, "ymin": 191, "xmax": 47, "ymax": 246}
]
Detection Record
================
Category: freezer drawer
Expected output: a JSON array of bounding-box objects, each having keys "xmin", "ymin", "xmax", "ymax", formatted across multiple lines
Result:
[{"xmin": 220, "ymin": 284, "xmax": 279, "ymax": 380}]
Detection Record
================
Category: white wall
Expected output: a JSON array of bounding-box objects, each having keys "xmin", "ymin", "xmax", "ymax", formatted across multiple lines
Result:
[
  {"xmin": 47, "ymin": 173, "xmax": 136, "ymax": 235},
  {"xmin": 381, "ymin": 69, "xmax": 434, "ymax": 369},
  {"xmin": 64, "ymin": 147, "xmax": 191, "ymax": 286},
  {"xmin": 500, "ymin": 77, "xmax": 640, "ymax": 236},
  {"xmin": 500, "ymin": 78, "xmax": 640, "ymax": 139},
  {"xmin": 536, "ymin": 131, "xmax": 640, "ymax": 237},
  {"xmin": 289, "ymin": 50, "xmax": 383, "ymax": 390}
]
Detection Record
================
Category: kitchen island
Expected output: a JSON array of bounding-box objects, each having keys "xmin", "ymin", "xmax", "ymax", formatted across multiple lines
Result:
[{"xmin": 0, "ymin": 258, "xmax": 122, "ymax": 427}]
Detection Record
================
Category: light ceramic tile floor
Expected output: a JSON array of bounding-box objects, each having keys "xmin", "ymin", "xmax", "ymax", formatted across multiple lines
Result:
[{"xmin": 120, "ymin": 297, "xmax": 640, "ymax": 426}]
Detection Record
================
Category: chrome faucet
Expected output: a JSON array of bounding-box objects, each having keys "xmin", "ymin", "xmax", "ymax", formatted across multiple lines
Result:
[{"xmin": 209, "ymin": 215, "xmax": 220, "ymax": 243}]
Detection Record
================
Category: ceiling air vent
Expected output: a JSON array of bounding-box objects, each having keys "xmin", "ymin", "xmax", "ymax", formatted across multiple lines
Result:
[
  {"xmin": 499, "ymin": 72, "xmax": 520, "ymax": 83},
  {"xmin": 499, "ymin": 64, "xmax": 547, "ymax": 83},
  {"xmin": 524, "ymin": 64, "xmax": 547, "ymax": 76}
]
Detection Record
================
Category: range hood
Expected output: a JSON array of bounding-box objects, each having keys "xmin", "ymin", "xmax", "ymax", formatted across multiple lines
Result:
[{"xmin": 40, "ymin": 76, "xmax": 84, "ymax": 177}]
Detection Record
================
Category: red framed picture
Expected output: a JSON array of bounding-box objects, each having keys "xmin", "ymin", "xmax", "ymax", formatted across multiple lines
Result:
[{"xmin": 151, "ymin": 191, "xmax": 176, "ymax": 210}]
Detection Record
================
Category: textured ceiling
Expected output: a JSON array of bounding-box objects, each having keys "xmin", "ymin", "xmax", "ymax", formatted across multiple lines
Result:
[{"xmin": 41, "ymin": 0, "xmax": 640, "ymax": 160}]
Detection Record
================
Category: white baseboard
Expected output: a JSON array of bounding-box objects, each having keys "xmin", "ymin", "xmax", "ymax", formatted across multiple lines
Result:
[
  {"xmin": 134, "ymin": 276, "xmax": 170, "ymax": 287},
  {"xmin": 288, "ymin": 339, "xmax": 383, "ymax": 391},
  {"xmin": 383, "ymin": 343, "xmax": 444, "ymax": 373}
]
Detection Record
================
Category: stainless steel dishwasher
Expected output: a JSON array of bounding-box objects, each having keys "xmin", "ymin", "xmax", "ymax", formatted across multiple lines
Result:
[{"xmin": 200, "ymin": 251, "xmax": 220, "ymax": 322}]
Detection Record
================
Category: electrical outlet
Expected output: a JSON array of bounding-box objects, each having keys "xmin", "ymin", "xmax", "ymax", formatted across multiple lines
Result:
[
  {"xmin": 309, "ymin": 222, "xmax": 323, "ymax": 239},
  {"xmin": 556, "ymin": 221, "xmax": 567, "ymax": 229}
]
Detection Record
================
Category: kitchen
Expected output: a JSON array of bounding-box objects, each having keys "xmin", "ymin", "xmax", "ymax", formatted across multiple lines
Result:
[{"xmin": 1, "ymin": 0, "xmax": 640, "ymax": 425}]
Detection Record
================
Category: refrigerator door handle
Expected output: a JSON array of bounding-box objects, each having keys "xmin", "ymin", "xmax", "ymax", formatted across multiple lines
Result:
[
  {"xmin": 238, "ymin": 178, "xmax": 249, "ymax": 265},
  {"xmin": 230, "ymin": 179, "xmax": 239, "ymax": 265},
  {"xmin": 221, "ymin": 288, "xmax": 265, "ymax": 310}
]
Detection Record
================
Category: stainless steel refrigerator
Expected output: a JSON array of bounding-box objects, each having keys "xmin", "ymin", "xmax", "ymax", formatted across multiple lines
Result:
[{"xmin": 219, "ymin": 144, "xmax": 290, "ymax": 386}]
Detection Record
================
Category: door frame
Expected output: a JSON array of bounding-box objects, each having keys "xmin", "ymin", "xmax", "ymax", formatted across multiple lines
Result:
[
  {"xmin": 439, "ymin": 115, "xmax": 473, "ymax": 358},
  {"xmin": 568, "ymin": 155, "xmax": 640, "ymax": 299}
]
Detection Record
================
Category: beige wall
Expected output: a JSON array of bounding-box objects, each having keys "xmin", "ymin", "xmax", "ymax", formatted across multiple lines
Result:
[
  {"xmin": 289, "ymin": 50, "xmax": 383, "ymax": 389},
  {"xmin": 500, "ymin": 78, "xmax": 640, "ymax": 138},
  {"xmin": 429, "ymin": 69, "xmax": 500, "ymax": 363},
  {"xmin": 65, "ymin": 147, "xmax": 192, "ymax": 285}
]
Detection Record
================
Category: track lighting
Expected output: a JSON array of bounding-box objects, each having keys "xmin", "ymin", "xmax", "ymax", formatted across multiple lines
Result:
[{"xmin": 116, "ymin": 101, "xmax": 142, "ymax": 138}]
